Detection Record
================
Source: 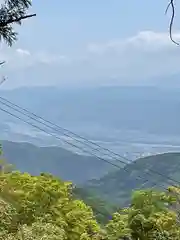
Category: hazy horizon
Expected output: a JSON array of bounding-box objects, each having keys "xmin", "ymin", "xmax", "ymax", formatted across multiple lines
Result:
[
  {"xmin": 0, "ymin": 86, "xmax": 180, "ymax": 160},
  {"xmin": 0, "ymin": 1, "xmax": 180, "ymax": 89}
]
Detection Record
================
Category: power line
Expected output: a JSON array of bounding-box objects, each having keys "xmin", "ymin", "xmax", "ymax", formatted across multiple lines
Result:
[
  {"xmin": 0, "ymin": 101, "xmax": 178, "ymax": 221},
  {"xmin": 0, "ymin": 96, "xmax": 131, "ymax": 162},
  {"xmin": 0, "ymin": 97, "xmax": 179, "ymax": 189},
  {"xmin": 0, "ymin": 96, "xmax": 179, "ymax": 188},
  {"xmin": 0, "ymin": 101, "xmax": 178, "ymax": 191},
  {"xmin": 0, "ymin": 106, "xmax": 123, "ymax": 169},
  {"xmin": 0, "ymin": 96, "xmax": 131, "ymax": 164}
]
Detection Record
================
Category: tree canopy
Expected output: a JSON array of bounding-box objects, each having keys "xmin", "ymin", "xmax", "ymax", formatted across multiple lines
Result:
[
  {"xmin": 0, "ymin": 172, "xmax": 103, "ymax": 240},
  {"xmin": 0, "ymin": 170, "xmax": 180, "ymax": 239},
  {"xmin": 0, "ymin": 0, "xmax": 36, "ymax": 46}
]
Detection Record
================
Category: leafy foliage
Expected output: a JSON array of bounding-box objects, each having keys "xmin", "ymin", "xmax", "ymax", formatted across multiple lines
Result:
[
  {"xmin": 0, "ymin": 171, "xmax": 103, "ymax": 239},
  {"xmin": 105, "ymin": 189, "xmax": 180, "ymax": 240},
  {"xmin": 73, "ymin": 187, "xmax": 118, "ymax": 224},
  {"xmin": 1, "ymin": 142, "xmax": 180, "ymax": 239},
  {"xmin": 0, "ymin": 0, "xmax": 35, "ymax": 46},
  {"xmin": 1, "ymin": 169, "xmax": 180, "ymax": 239}
]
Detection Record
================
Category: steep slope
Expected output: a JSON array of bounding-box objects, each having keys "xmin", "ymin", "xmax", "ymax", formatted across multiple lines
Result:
[
  {"xmin": 1, "ymin": 140, "xmax": 115, "ymax": 184},
  {"xmin": 83, "ymin": 152, "xmax": 180, "ymax": 206}
]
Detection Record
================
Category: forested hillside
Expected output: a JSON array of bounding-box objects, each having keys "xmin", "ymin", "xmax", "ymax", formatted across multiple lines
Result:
[
  {"xmin": 82, "ymin": 152, "xmax": 180, "ymax": 206},
  {"xmin": 3, "ymin": 140, "xmax": 180, "ymax": 223},
  {"xmin": 1, "ymin": 140, "xmax": 114, "ymax": 184}
]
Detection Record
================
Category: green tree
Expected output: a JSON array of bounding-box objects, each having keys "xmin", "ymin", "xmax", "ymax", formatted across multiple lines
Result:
[
  {"xmin": 105, "ymin": 212, "xmax": 131, "ymax": 240},
  {"xmin": 105, "ymin": 189, "xmax": 180, "ymax": 240},
  {"xmin": 73, "ymin": 187, "xmax": 118, "ymax": 224},
  {"xmin": 0, "ymin": 0, "xmax": 36, "ymax": 46},
  {"xmin": 128, "ymin": 189, "xmax": 180, "ymax": 239},
  {"xmin": 0, "ymin": 172, "xmax": 102, "ymax": 239},
  {"xmin": 0, "ymin": 144, "xmax": 14, "ymax": 174},
  {"xmin": 0, "ymin": 0, "xmax": 35, "ymax": 72}
]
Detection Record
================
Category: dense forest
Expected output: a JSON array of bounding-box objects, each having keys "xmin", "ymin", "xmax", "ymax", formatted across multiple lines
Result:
[
  {"xmin": 0, "ymin": 143, "xmax": 180, "ymax": 239},
  {"xmin": 0, "ymin": 141, "xmax": 180, "ymax": 239},
  {"xmin": 1, "ymin": 168, "xmax": 180, "ymax": 239},
  {"xmin": 82, "ymin": 153, "xmax": 180, "ymax": 206}
]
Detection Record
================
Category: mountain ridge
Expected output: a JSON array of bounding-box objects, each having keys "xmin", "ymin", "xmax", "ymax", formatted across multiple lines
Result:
[
  {"xmin": 1, "ymin": 140, "xmax": 115, "ymax": 184},
  {"xmin": 82, "ymin": 152, "xmax": 180, "ymax": 206}
]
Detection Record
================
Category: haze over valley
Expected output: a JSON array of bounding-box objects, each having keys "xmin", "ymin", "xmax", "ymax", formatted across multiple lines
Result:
[{"xmin": 0, "ymin": 85, "xmax": 180, "ymax": 160}]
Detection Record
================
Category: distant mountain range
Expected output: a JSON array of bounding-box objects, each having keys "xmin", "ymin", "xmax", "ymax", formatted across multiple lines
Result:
[
  {"xmin": 1, "ymin": 140, "xmax": 115, "ymax": 184},
  {"xmin": 0, "ymin": 85, "xmax": 180, "ymax": 138},
  {"xmin": 0, "ymin": 86, "xmax": 180, "ymax": 158},
  {"xmin": 82, "ymin": 152, "xmax": 180, "ymax": 207}
]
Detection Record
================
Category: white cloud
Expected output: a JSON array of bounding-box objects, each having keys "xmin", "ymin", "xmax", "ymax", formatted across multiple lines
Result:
[
  {"xmin": 126, "ymin": 31, "xmax": 179, "ymax": 48},
  {"xmin": 84, "ymin": 31, "xmax": 180, "ymax": 85},
  {"xmin": 1, "ymin": 30, "xmax": 180, "ymax": 88},
  {"xmin": 0, "ymin": 47, "xmax": 70, "ymax": 70},
  {"xmin": 16, "ymin": 48, "xmax": 31, "ymax": 56},
  {"xmin": 88, "ymin": 31, "xmax": 180, "ymax": 53},
  {"xmin": 35, "ymin": 53, "xmax": 71, "ymax": 65}
]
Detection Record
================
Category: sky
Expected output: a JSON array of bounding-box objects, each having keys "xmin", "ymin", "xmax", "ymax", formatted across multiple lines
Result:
[{"xmin": 1, "ymin": 0, "xmax": 180, "ymax": 89}]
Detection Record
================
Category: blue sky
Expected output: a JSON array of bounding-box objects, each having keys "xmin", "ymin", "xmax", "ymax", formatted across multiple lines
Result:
[
  {"xmin": 1, "ymin": 0, "xmax": 180, "ymax": 88},
  {"xmin": 22, "ymin": 0, "xmax": 174, "ymax": 50}
]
